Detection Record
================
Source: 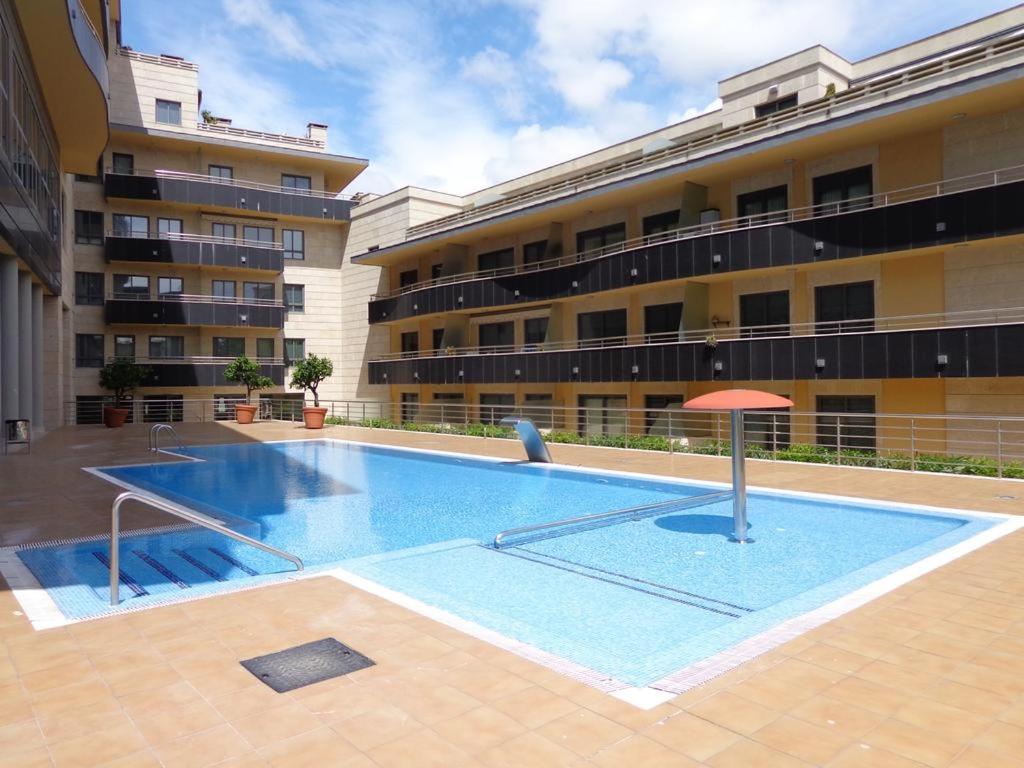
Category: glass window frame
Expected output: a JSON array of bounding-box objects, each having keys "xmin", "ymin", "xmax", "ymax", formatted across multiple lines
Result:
[
  {"xmin": 113, "ymin": 334, "xmax": 135, "ymax": 360},
  {"xmin": 243, "ymin": 281, "xmax": 274, "ymax": 302},
  {"xmin": 74, "ymin": 210, "xmax": 103, "ymax": 245},
  {"xmin": 212, "ymin": 336, "xmax": 245, "ymax": 358},
  {"xmin": 281, "ymin": 174, "xmax": 312, "ymax": 191},
  {"xmin": 284, "ymin": 283, "xmax": 305, "ymax": 312},
  {"xmin": 157, "ymin": 276, "xmax": 183, "ymax": 297},
  {"xmin": 284, "ymin": 338, "xmax": 305, "ymax": 365},
  {"xmin": 75, "ymin": 333, "xmax": 105, "ymax": 368},
  {"xmin": 112, "ymin": 274, "xmax": 150, "ymax": 299},
  {"xmin": 282, "ymin": 229, "xmax": 304, "ymax": 259},
  {"xmin": 111, "ymin": 213, "xmax": 149, "ymax": 237},
  {"xmin": 157, "ymin": 217, "xmax": 183, "ymax": 235},
  {"xmin": 155, "ymin": 98, "xmax": 182, "ymax": 126},
  {"xmin": 212, "ymin": 279, "xmax": 236, "ymax": 299},
  {"xmin": 111, "ymin": 152, "xmax": 134, "ymax": 175},
  {"xmin": 148, "ymin": 335, "xmax": 185, "ymax": 359},
  {"xmin": 208, "ymin": 164, "xmax": 233, "ymax": 179},
  {"xmin": 74, "ymin": 271, "xmax": 104, "ymax": 305}
]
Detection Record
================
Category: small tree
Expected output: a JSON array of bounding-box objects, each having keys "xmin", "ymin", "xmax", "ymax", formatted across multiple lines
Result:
[
  {"xmin": 290, "ymin": 354, "xmax": 333, "ymax": 408},
  {"xmin": 98, "ymin": 359, "xmax": 151, "ymax": 408},
  {"xmin": 224, "ymin": 356, "xmax": 273, "ymax": 404}
]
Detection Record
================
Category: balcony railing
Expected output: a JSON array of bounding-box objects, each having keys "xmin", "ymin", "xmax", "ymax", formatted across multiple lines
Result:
[
  {"xmin": 106, "ymin": 167, "xmax": 357, "ymax": 201},
  {"xmin": 196, "ymin": 122, "xmax": 325, "ymax": 150},
  {"xmin": 106, "ymin": 292, "xmax": 282, "ymax": 306},
  {"xmin": 104, "ymin": 293, "xmax": 285, "ymax": 328},
  {"xmin": 402, "ymin": 28, "xmax": 1024, "ymax": 239},
  {"xmin": 107, "ymin": 230, "xmax": 284, "ymax": 249},
  {"xmin": 108, "ymin": 355, "xmax": 284, "ymax": 365},
  {"xmin": 104, "ymin": 356, "xmax": 286, "ymax": 387},
  {"xmin": 375, "ymin": 163, "xmax": 1024, "ymax": 300}
]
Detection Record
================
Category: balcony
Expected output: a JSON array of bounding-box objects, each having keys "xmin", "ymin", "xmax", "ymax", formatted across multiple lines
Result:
[
  {"xmin": 368, "ymin": 165, "xmax": 1024, "ymax": 324},
  {"xmin": 105, "ymin": 294, "xmax": 285, "ymax": 328},
  {"xmin": 104, "ymin": 168, "xmax": 357, "ymax": 221},
  {"xmin": 105, "ymin": 231, "xmax": 284, "ymax": 272},
  {"xmin": 367, "ymin": 307, "xmax": 1024, "ymax": 385},
  {"xmin": 115, "ymin": 357, "xmax": 286, "ymax": 388}
]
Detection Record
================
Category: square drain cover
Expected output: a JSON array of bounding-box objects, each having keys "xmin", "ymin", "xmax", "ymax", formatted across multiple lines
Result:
[{"xmin": 240, "ymin": 638, "xmax": 375, "ymax": 692}]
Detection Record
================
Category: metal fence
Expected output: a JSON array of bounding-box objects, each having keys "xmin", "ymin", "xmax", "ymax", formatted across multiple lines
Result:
[{"xmin": 63, "ymin": 397, "xmax": 1024, "ymax": 479}]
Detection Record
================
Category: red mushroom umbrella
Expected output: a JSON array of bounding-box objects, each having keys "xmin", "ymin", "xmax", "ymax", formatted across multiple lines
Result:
[{"xmin": 684, "ymin": 390, "xmax": 794, "ymax": 543}]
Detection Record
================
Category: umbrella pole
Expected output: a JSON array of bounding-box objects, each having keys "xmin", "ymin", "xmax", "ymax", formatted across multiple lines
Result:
[{"xmin": 730, "ymin": 410, "xmax": 749, "ymax": 543}]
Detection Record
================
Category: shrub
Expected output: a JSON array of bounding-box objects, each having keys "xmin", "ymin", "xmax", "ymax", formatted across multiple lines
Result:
[
  {"xmin": 98, "ymin": 360, "xmax": 151, "ymax": 408},
  {"xmin": 289, "ymin": 354, "xmax": 333, "ymax": 407},
  {"xmin": 223, "ymin": 356, "xmax": 273, "ymax": 403}
]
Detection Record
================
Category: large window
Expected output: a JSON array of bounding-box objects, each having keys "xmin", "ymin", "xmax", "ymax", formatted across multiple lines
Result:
[
  {"xmin": 112, "ymin": 214, "xmax": 148, "ymax": 237},
  {"xmin": 74, "ymin": 272, "xmax": 104, "ymax": 305},
  {"xmin": 644, "ymin": 302, "xmax": 682, "ymax": 342},
  {"xmin": 645, "ymin": 394, "xmax": 684, "ymax": 435},
  {"xmin": 212, "ymin": 222, "xmax": 236, "ymax": 240},
  {"xmin": 817, "ymin": 396, "xmax": 876, "ymax": 451},
  {"xmin": 112, "ymin": 274, "xmax": 149, "ymax": 299},
  {"xmin": 244, "ymin": 282, "xmax": 274, "ymax": 301},
  {"xmin": 432, "ymin": 328, "xmax": 445, "ymax": 351},
  {"xmin": 477, "ymin": 248, "xmax": 513, "ymax": 272},
  {"xmin": 642, "ymin": 210, "xmax": 680, "ymax": 237},
  {"xmin": 155, "ymin": 99, "xmax": 182, "ymax": 125},
  {"xmin": 815, "ymin": 281, "xmax": 874, "ymax": 333},
  {"xmin": 283, "ymin": 229, "xmax": 304, "ymax": 260},
  {"xmin": 523, "ymin": 240, "xmax": 548, "ymax": 264},
  {"xmin": 281, "ymin": 174, "xmax": 311, "ymax": 191},
  {"xmin": 737, "ymin": 185, "xmax": 788, "ymax": 223},
  {"xmin": 114, "ymin": 335, "xmax": 135, "ymax": 360},
  {"xmin": 400, "ymin": 331, "xmax": 419, "ymax": 355},
  {"xmin": 256, "ymin": 338, "xmax": 275, "ymax": 359},
  {"xmin": 284, "ymin": 284, "xmax": 305, "ymax": 312},
  {"xmin": 524, "ymin": 317, "xmax": 548, "ymax": 346},
  {"xmin": 242, "ymin": 225, "xmax": 274, "ymax": 243},
  {"xmin": 284, "ymin": 338, "xmax": 305, "ymax": 364},
  {"xmin": 149, "ymin": 336, "xmax": 184, "ymax": 359},
  {"xmin": 213, "ymin": 337, "xmax": 245, "ymax": 357},
  {"xmin": 74, "ymin": 210, "xmax": 103, "ymax": 244},
  {"xmin": 75, "ymin": 334, "xmax": 104, "ymax": 367},
  {"xmin": 157, "ymin": 217, "xmax": 183, "ymax": 235},
  {"xmin": 740, "ymin": 291, "xmax": 790, "ymax": 336},
  {"xmin": 755, "ymin": 94, "xmax": 797, "ymax": 117},
  {"xmin": 579, "ymin": 395, "xmax": 627, "ymax": 436},
  {"xmin": 577, "ymin": 309, "xmax": 627, "ymax": 345},
  {"xmin": 576, "ymin": 223, "xmax": 626, "ymax": 254},
  {"xmin": 212, "ymin": 280, "xmax": 236, "ymax": 298},
  {"xmin": 208, "ymin": 164, "xmax": 233, "ymax": 179},
  {"xmin": 157, "ymin": 277, "xmax": 183, "ymax": 297},
  {"xmin": 478, "ymin": 321, "xmax": 514, "ymax": 349},
  {"xmin": 399, "ymin": 269, "xmax": 418, "ymax": 287},
  {"xmin": 111, "ymin": 152, "xmax": 134, "ymax": 175},
  {"xmin": 479, "ymin": 394, "xmax": 515, "ymax": 425},
  {"xmin": 813, "ymin": 165, "xmax": 873, "ymax": 213}
]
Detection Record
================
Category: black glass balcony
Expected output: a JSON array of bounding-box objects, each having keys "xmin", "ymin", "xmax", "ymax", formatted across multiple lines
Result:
[
  {"xmin": 368, "ymin": 177, "xmax": 1024, "ymax": 324},
  {"xmin": 105, "ymin": 234, "xmax": 284, "ymax": 272},
  {"xmin": 133, "ymin": 359, "xmax": 285, "ymax": 388},
  {"xmin": 105, "ymin": 295, "xmax": 284, "ymax": 328}
]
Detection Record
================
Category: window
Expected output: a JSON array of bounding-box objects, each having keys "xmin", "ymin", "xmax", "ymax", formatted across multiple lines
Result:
[
  {"xmin": 429, "ymin": 328, "xmax": 445, "ymax": 353},
  {"xmin": 112, "ymin": 214, "xmax": 148, "ymax": 237},
  {"xmin": 644, "ymin": 302, "xmax": 683, "ymax": 342},
  {"xmin": 157, "ymin": 218, "xmax": 183, "ymax": 235},
  {"xmin": 256, "ymin": 338, "xmax": 275, "ymax": 359},
  {"xmin": 577, "ymin": 309, "xmax": 627, "ymax": 345},
  {"xmin": 284, "ymin": 283, "xmax": 305, "ymax": 312},
  {"xmin": 112, "ymin": 274, "xmax": 150, "ymax": 298},
  {"xmin": 242, "ymin": 225, "xmax": 274, "ymax": 243},
  {"xmin": 74, "ymin": 272, "xmax": 104, "ymax": 305},
  {"xmin": 477, "ymin": 248, "xmax": 514, "ymax": 272},
  {"xmin": 213, "ymin": 337, "xmax": 245, "ymax": 357},
  {"xmin": 431, "ymin": 263, "xmax": 444, "ymax": 280},
  {"xmin": 645, "ymin": 395, "xmax": 684, "ymax": 435},
  {"xmin": 281, "ymin": 174, "xmax": 311, "ymax": 191},
  {"xmin": 817, "ymin": 396, "xmax": 876, "ymax": 451},
  {"xmin": 576, "ymin": 223, "xmax": 626, "ymax": 254},
  {"xmin": 244, "ymin": 282, "xmax": 274, "ymax": 301},
  {"xmin": 111, "ymin": 152, "xmax": 134, "ymax": 175},
  {"xmin": 212, "ymin": 222, "xmax": 236, "ymax": 240},
  {"xmin": 157, "ymin": 277, "xmax": 183, "ymax": 296},
  {"xmin": 399, "ymin": 269, "xmax": 418, "ymax": 288},
  {"xmin": 74, "ymin": 210, "xmax": 103, "ymax": 244},
  {"xmin": 155, "ymin": 99, "xmax": 182, "ymax": 125},
  {"xmin": 755, "ymin": 94, "xmax": 797, "ymax": 117},
  {"xmin": 208, "ymin": 164, "xmax": 233, "ymax": 179},
  {"xmin": 523, "ymin": 240, "xmax": 548, "ymax": 265},
  {"xmin": 815, "ymin": 281, "xmax": 874, "ymax": 333},
  {"xmin": 282, "ymin": 229, "xmax": 304, "ymax": 260},
  {"xmin": 214, "ymin": 394, "xmax": 246, "ymax": 421},
  {"xmin": 813, "ymin": 165, "xmax": 872, "ymax": 213},
  {"xmin": 642, "ymin": 210, "xmax": 680, "ymax": 237},
  {"xmin": 523, "ymin": 393, "xmax": 554, "ymax": 428},
  {"xmin": 212, "ymin": 280, "xmax": 236, "ymax": 298},
  {"xmin": 737, "ymin": 185, "xmax": 788, "ymax": 223},
  {"xmin": 740, "ymin": 291, "xmax": 790, "ymax": 336},
  {"xmin": 479, "ymin": 321, "xmax": 514, "ymax": 350},
  {"xmin": 149, "ymin": 336, "xmax": 184, "ymax": 358},
  {"xmin": 400, "ymin": 331, "xmax": 419, "ymax": 355},
  {"xmin": 284, "ymin": 338, "xmax": 305, "ymax": 364},
  {"xmin": 143, "ymin": 394, "xmax": 183, "ymax": 423},
  {"xmin": 75, "ymin": 334, "xmax": 104, "ymax": 367},
  {"xmin": 579, "ymin": 395, "xmax": 627, "ymax": 436},
  {"xmin": 401, "ymin": 393, "xmax": 419, "ymax": 423},
  {"xmin": 114, "ymin": 335, "xmax": 135, "ymax": 360},
  {"xmin": 479, "ymin": 394, "xmax": 515, "ymax": 425},
  {"xmin": 524, "ymin": 317, "xmax": 548, "ymax": 346}
]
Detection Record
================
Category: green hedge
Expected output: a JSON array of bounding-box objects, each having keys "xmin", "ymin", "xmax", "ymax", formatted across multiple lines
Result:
[{"xmin": 321, "ymin": 416, "xmax": 1024, "ymax": 479}]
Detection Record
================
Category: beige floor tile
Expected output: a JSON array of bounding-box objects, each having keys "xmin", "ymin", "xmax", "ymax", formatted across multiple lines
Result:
[
  {"xmin": 861, "ymin": 718, "xmax": 970, "ymax": 767},
  {"xmin": 787, "ymin": 695, "xmax": 884, "ymax": 740},
  {"xmin": 821, "ymin": 676, "xmax": 912, "ymax": 716},
  {"xmin": 753, "ymin": 714, "xmax": 851, "ymax": 764},
  {"xmin": 826, "ymin": 742, "xmax": 930, "ymax": 767},
  {"xmin": 892, "ymin": 697, "xmax": 991, "ymax": 742},
  {"xmin": 335, "ymin": 703, "xmax": 425, "ymax": 752},
  {"xmin": 535, "ymin": 708, "xmax": 633, "ymax": 757},
  {"xmin": 255, "ymin": 726, "xmax": 361, "ymax": 767},
  {"xmin": 0, "ymin": 719, "xmax": 46, "ymax": 758},
  {"xmin": 706, "ymin": 736, "xmax": 814, "ymax": 767},
  {"xmin": 974, "ymin": 720, "xmax": 1024, "ymax": 760},
  {"xmin": 490, "ymin": 685, "xmax": 578, "ymax": 729},
  {"xmin": 229, "ymin": 702, "xmax": 323, "ymax": 750},
  {"xmin": 642, "ymin": 710, "xmax": 741, "ymax": 762},
  {"xmin": 478, "ymin": 731, "xmax": 581, "ymax": 768},
  {"xmin": 591, "ymin": 734, "xmax": 700, "ymax": 767},
  {"xmin": 133, "ymin": 700, "xmax": 226, "ymax": 747},
  {"xmin": 151, "ymin": 724, "xmax": 256, "ymax": 768},
  {"xmin": 2, "ymin": 748, "xmax": 55, "ymax": 768},
  {"xmin": 48, "ymin": 720, "xmax": 148, "ymax": 768},
  {"xmin": 686, "ymin": 691, "xmax": 780, "ymax": 735},
  {"xmin": 432, "ymin": 705, "xmax": 526, "ymax": 754},
  {"xmin": 367, "ymin": 728, "xmax": 480, "ymax": 768}
]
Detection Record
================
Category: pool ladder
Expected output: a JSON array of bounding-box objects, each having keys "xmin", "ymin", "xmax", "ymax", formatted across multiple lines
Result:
[
  {"xmin": 109, "ymin": 491, "xmax": 303, "ymax": 606},
  {"xmin": 149, "ymin": 423, "xmax": 185, "ymax": 453}
]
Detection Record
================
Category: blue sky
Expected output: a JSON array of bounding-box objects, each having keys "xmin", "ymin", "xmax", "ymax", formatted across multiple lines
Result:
[{"xmin": 123, "ymin": 0, "xmax": 1017, "ymax": 194}]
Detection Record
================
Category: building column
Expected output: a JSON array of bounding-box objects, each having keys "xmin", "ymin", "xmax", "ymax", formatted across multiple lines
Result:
[
  {"xmin": 0, "ymin": 255, "xmax": 18, "ymax": 422},
  {"xmin": 18, "ymin": 271, "xmax": 32, "ymax": 423},
  {"xmin": 32, "ymin": 284, "xmax": 43, "ymax": 428}
]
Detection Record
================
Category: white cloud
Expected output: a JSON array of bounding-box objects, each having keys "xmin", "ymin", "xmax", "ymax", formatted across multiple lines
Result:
[{"xmin": 460, "ymin": 47, "xmax": 528, "ymax": 120}]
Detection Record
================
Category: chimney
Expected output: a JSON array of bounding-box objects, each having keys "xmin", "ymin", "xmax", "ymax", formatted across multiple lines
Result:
[{"xmin": 306, "ymin": 122, "xmax": 328, "ymax": 146}]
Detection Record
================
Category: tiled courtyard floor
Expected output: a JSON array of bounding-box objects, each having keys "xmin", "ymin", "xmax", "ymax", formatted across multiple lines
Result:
[{"xmin": 1, "ymin": 421, "xmax": 1023, "ymax": 767}]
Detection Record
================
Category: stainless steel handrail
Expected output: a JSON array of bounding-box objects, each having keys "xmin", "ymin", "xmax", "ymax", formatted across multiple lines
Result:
[
  {"xmin": 149, "ymin": 423, "xmax": 184, "ymax": 453},
  {"xmin": 109, "ymin": 491, "xmax": 303, "ymax": 605},
  {"xmin": 492, "ymin": 489, "xmax": 734, "ymax": 548}
]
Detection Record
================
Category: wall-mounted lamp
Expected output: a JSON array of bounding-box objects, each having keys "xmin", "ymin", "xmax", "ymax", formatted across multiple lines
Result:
[
  {"xmin": 713, "ymin": 360, "xmax": 724, "ymax": 372},
  {"xmin": 413, "ymin": 371, "xmax": 419, "ymax": 380},
  {"xmin": 514, "ymin": 289, "xmax": 520, "ymax": 297},
  {"xmin": 712, "ymin": 254, "xmax": 722, "ymax": 266},
  {"xmin": 814, "ymin": 241, "xmax": 824, "ymax": 252},
  {"xmin": 457, "ymin": 296, "xmax": 463, "ymax": 304},
  {"xmin": 571, "ymin": 366, "xmax": 580, "ymax": 377},
  {"xmin": 815, "ymin": 357, "xmax": 826, "ymax": 369},
  {"xmin": 458, "ymin": 370, "xmax": 464, "ymax": 378},
  {"xmin": 935, "ymin": 222, "xmax": 946, "ymax": 233},
  {"xmin": 630, "ymin": 268, "xmax": 638, "ymax": 277},
  {"xmin": 514, "ymin": 369, "xmax": 521, "ymax": 378},
  {"xmin": 936, "ymin": 354, "xmax": 949, "ymax": 366},
  {"xmin": 240, "ymin": 255, "xmax": 247, "ymax": 264},
  {"xmin": 413, "ymin": 303, "xmax": 418, "ymax": 311},
  {"xmin": 382, "ymin": 372, "xmax": 388, "ymax": 380},
  {"xmin": 571, "ymin": 280, "xmax": 579, "ymax": 289}
]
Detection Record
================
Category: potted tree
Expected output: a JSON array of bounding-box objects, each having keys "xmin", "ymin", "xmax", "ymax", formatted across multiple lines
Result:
[
  {"xmin": 289, "ymin": 354, "xmax": 333, "ymax": 429},
  {"xmin": 98, "ymin": 359, "xmax": 151, "ymax": 428},
  {"xmin": 223, "ymin": 356, "xmax": 273, "ymax": 424}
]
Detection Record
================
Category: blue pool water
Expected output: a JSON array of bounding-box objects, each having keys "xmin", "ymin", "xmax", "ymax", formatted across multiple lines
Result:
[{"xmin": 18, "ymin": 439, "xmax": 998, "ymax": 687}]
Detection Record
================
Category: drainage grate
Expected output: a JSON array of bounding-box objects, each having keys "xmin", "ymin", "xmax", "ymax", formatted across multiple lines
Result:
[{"xmin": 240, "ymin": 638, "xmax": 375, "ymax": 692}]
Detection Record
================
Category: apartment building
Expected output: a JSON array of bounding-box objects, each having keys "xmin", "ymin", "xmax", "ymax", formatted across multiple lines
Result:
[
  {"xmin": 68, "ymin": 14, "xmax": 368, "ymax": 424},
  {"xmin": 355, "ymin": 8, "xmax": 1024, "ymax": 453}
]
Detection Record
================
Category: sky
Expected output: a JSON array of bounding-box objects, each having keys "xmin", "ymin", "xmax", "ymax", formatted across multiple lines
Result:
[{"xmin": 123, "ymin": 0, "xmax": 1017, "ymax": 195}]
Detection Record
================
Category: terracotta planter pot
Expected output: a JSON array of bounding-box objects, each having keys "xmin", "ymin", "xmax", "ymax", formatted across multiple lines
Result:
[
  {"xmin": 235, "ymin": 404, "xmax": 257, "ymax": 424},
  {"xmin": 103, "ymin": 406, "xmax": 129, "ymax": 429},
  {"xmin": 302, "ymin": 407, "xmax": 328, "ymax": 430}
]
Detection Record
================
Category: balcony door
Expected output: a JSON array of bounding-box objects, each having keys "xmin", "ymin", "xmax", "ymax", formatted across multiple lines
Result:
[
  {"xmin": 740, "ymin": 291, "xmax": 790, "ymax": 337},
  {"xmin": 813, "ymin": 165, "xmax": 872, "ymax": 213},
  {"xmin": 815, "ymin": 281, "xmax": 874, "ymax": 333},
  {"xmin": 577, "ymin": 309, "xmax": 627, "ymax": 347}
]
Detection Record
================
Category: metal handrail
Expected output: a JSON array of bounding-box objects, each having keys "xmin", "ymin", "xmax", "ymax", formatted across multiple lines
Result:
[
  {"xmin": 105, "ymin": 292, "xmax": 283, "ymax": 307},
  {"xmin": 105, "ymin": 167, "xmax": 356, "ymax": 201},
  {"xmin": 106, "ymin": 230, "xmax": 285, "ymax": 250},
  {"xmin": 375, "ymin": 162, "xmax": 1024, "ymax": 299},
  {"xmin": 492, "ymin": 489, "xmax": 734, "ymax": 548},
  {"xmin": 108, "ymin": 356, "xmax": 284, "ymax": 366},
  {"xmin": 109, "ymin": 491, "xmax": 303, "ymax": 605},
  {"xmin": 149, "ymin": 423, "xmax": 184, "ymax": 452}
]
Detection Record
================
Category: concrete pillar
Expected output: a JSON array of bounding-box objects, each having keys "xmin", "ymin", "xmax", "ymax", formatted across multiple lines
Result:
[
  {"xmin": 18, "ymin": 271, "xmax": 32, "ymax": 422},
  {"xmin": 0, "ymin": 255, "xmax": 18, "ymax": 422},
  {"xmin": 32, "ymin": 284, "xmax": 43, "ymax": 428}
]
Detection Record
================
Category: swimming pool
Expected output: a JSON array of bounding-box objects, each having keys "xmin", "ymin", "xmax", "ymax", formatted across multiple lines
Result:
[{"xmin": 9, "ymin": 439, "xmax": 1015, "ymax": 696}]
